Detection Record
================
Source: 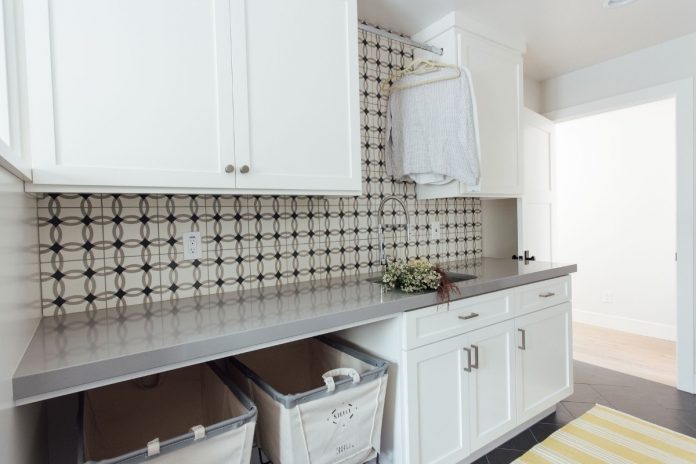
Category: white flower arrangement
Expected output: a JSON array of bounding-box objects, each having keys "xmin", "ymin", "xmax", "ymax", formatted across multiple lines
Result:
[{"xmin": 381, "ymin": 258, "xmax": 442, "ymax": 293}]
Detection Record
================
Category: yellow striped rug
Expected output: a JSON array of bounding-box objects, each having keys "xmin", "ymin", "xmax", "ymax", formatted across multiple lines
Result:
[{"xmin": 514, "ymin": 404, "xmax": 696, "ymax": 464}]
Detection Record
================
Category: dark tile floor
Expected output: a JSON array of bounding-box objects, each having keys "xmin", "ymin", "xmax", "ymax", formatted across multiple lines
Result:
[{"xmin": 472, "ymin": 360, "xmax": 696, "ymax": 464}]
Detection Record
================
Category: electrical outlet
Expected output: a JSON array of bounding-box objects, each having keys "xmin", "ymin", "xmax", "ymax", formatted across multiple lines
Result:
[
  {"xmin": 408, "ymin": 224, "xmax": 416, "ymax": 241},
  {"xmin": 602, "ymin": 292, "xmax": 613, "ymax": 304},
  {"xmin": 182, "ymin": 231, "xmax": 202, "ymax": 260},
  {"xmin": 431, "ymin": 221, "xmax": 440, "ymax": 241}
]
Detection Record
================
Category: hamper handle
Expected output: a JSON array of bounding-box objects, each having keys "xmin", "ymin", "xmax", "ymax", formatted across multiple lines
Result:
[
  {"xmin": 322, "ymin": 368, "xmax": 361, "ymax": 392},
  {"xmin": 145, "ymin": 424, "xmax": 205, "ymax": 457},
  {"xmin": 147, "ymin": 438, "xmax": 160, "ymax": 457}
]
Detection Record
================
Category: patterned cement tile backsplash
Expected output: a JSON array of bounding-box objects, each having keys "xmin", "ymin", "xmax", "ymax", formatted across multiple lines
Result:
[{"xmin": 36, "ymin": 28, "xmax": 483, "ymax": 316}]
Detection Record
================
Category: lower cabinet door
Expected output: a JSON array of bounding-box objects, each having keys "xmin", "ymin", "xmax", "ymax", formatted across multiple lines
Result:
[
  {"xmin": 404, "ymin": 334, "xmax": 470, "ymax": 464},
  {"xmin": 467, "ymin": 320, "xmax": 517, "ymax": 450},
  {"xmin": 515, "ymin": 303, "xmax": 573, "ymax": 423}
]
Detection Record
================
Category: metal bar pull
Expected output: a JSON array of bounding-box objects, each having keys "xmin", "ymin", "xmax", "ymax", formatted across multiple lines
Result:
[
  {"xmin": 539, "ymin": 292, "xmax": 555, "ymax": 298},
  {"xmin": 471, "ymin": 345, "xmax": 479, "ymax": 369},
  {"xmin": 463, "ymin": 347, "xmax": 472, "ymax": 372},
  {"xmin": 458, "ymin": 312, "xmax": 479, "ymax": 321},
  {"xmin": 518, "ymin": 329, "xmax": 527, "ymax": 350}
]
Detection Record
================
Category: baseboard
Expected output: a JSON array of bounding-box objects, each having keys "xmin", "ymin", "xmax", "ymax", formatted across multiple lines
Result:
[{"xmin": 573, "ymin": 308, "xmax": 676, "ymax": 341}]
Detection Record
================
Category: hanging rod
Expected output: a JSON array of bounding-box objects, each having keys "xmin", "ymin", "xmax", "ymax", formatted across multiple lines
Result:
[{"xmin": 358, "ymin": 23, "xmax": 444, "ymax": 56}]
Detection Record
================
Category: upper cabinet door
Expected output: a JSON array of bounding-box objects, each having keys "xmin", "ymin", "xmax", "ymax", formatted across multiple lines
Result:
[
  {"xmin": 24, "ymin": 0, "xmax": 236, "ymax": 189},
  {"xmin": 460, "ymin": 34, "xmax": 522, "ymax": 197},
  {"xmin": 229, "ymin": 0, "xmax": 361, "ymax": 194},
  {"xmin": 0, "ymin": 0, "xmax": 29, "ymax": 180},
  {"xmin": 415, "ymin": 25, "xmax": 523, "ymax": 200}
]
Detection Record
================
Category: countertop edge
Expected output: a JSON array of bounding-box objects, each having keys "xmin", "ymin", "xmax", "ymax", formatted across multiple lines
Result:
[{"xmin": 13, "ymin": 263, "xmax": 577, "ymax": 403}]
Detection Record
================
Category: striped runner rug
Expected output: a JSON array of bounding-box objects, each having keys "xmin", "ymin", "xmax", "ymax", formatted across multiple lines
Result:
[{"xmin": 514, "ymin": 404, "xmax": 696, "ymax": 463}]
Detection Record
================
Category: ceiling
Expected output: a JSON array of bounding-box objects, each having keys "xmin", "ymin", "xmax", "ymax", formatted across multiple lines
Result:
[{"xmin": 357, "ymin": 0, "xmax": 696, "ymax": 81}]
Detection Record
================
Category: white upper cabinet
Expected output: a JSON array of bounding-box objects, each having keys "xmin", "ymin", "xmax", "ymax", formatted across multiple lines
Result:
[
  {"xmin": 24, "ymin": 0, "xmax": 236, "ymax": 190},
  {"xmin": 20, "ymin": 0, "xmax": 360, "ymax": 194},
  {"xmin": 413, "ymin": 13, "xmax": 524, "ymax": 199},
  {"xmin": 465, "ymin": 36, "xmax": 522, "ymax": 196},
  {"xmin": 0, "ymin": 0, "xmax": 29, "ymax": 180},
  {"xmin": 230, "ymin": 0, "xmax": 360, "ymax": 193}
]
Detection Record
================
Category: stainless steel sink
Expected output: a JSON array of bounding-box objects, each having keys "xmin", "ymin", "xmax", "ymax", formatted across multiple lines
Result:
[{"xmin": 365, "ymin": 272, "xmax": 477, "ymax": 285}]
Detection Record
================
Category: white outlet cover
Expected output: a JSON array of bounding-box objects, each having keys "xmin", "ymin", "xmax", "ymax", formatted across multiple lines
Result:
[
  {"xmin": 431, "ymin": 222, "xmax": 441, "ymax": 240},
  {"xmin": 182, "ymin": 231, "xmax": 202, "ymax": 260}
]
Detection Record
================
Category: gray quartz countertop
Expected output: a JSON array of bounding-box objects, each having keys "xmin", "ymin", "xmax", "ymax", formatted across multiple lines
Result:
[{"xmin": 13, "ymin": 258, "xmax": 576, "ymax": 404}]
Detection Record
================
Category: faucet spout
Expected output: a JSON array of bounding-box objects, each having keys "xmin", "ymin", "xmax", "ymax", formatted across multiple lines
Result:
[{"xmin": 377, "ymin": 196, "xmax": 411, "ymax": 266}]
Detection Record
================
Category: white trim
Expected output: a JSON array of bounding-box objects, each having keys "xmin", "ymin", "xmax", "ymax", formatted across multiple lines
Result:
[
  {"xmin": 412, "ymin": 11, "xmax": 526, "ymax": 53},
  {"xmin": 0, "ymin": 152, "xmax": 30, "ymax": 182},
  {"xmin": 545, "ymin": 79, "xmax": 695, "ymax": 393},
  {"xmin": 573, "ymin": 308, "xmax": 677, "ymax": 341},
  {"xmin": 23, "ymin": 183, "xmax": 363, "ymax": 196},
  {"xmin": 545, "ymin": 81, "xmax": 689, "ymax": 122},
  {"xmin": 0, "ymin": 0, "xmax": 31, "ymax": 182}
]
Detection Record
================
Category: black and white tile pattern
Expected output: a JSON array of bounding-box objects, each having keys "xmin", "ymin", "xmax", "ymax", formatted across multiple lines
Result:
[{"xmin": 37, "ymin": 28, "xmax": 483, "ymax": 316}]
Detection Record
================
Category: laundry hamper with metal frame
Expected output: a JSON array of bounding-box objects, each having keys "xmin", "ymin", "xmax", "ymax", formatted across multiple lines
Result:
[
  {"xmin": 79, "ymin": 362, "xmax": 257, "ymax": 463},
  {"xmin": 228, "ymin": 336, "xmax": 389, "ymax": 464}
]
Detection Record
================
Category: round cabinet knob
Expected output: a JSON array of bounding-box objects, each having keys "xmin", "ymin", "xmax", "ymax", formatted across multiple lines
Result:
[
  {"xmin": 224, "ymin": 164, "xmax": 235, "ymax": 173},
  {"xmin": 240, "ymin": 165, "xmax": 250, "ymax": 174}
]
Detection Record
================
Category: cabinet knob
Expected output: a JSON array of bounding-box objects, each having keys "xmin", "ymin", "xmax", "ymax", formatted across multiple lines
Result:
[
  {"xmin": 224, "ymin": 164, "xmax": 235, "ymax": 173},
  {"xmin": 240, "ymin": 165, "xmax": 250, "ymax": 174}
]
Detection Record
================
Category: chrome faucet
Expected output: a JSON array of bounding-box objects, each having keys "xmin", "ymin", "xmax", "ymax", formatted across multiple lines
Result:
[{"xmin": 377, "ymin": 196, "xmax": 411, "ymax": 266}]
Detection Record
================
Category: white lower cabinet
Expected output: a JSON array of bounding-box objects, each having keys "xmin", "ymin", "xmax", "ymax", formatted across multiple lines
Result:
[
  {"xmin": 515, "ymin": 303, "xmax": 573, "ymax": 423},
  {"xmin": 401, "ymin": 279, "xmax": 573, "ymax": 464},
  {"xmin": 405, "ymin": 320, "xmax": 519, "ymax": 463},
  {"xmin": 405, "ymin": 334, "xmax": 470, "ymax": 464},
  {"xmin": 466, "ymin": 320, "xmax": 517, "ymax": 451},
  {"xmin": 338, "ymin": 276, "xmax": 574, "ymax": 464}
]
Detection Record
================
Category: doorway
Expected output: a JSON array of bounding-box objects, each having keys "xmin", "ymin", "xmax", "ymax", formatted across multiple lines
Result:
[
  {"xmin": 539, "ymin": 79, "xmax": 695, "ymax": 392},
  {"xmin": 554, "ymin": 98, "xmax": 677, "ymax": 386}
]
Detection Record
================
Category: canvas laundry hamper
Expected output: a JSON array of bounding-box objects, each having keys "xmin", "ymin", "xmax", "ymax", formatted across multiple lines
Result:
[
  {"xmin": 228, "ymin": 336, "xmax": 389, "ymax": 464},
  {"xmin": 79, "ymin": 363, "xmax": 256, "ymax": 463}
]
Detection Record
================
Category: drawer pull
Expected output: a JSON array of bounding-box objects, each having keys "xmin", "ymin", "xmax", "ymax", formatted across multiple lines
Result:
[
  {"xmin": 518, "ymin": 329, "xmax": 527, "ymax": 350},
  {"xmin": 463, "ymin": 347, "xmax": 472, "ymax": 372},
  {"xmin": 458, "ymin": 312, "xmax": 479, "ymax": 321},
  {"xmin": 471, "ymin": 345, "xmax": 479, "ymax": 369},
  {"xmin": 539, "ymin": 292, "xmax": 555, "ymax": 298}
]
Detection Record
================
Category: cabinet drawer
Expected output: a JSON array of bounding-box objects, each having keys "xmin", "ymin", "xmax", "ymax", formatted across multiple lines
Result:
[
  {"xmin": 403, "ymin": 290, "xmax": 515, "ymax": 350},
  {"xmin": 517, "ymin": 276, "xmax": 571, "ymax": 316}
]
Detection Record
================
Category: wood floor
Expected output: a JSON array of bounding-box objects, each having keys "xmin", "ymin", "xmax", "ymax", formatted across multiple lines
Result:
[{"xmin": 573, "ymin": 322, "xmax": 676, "ymax": 386}]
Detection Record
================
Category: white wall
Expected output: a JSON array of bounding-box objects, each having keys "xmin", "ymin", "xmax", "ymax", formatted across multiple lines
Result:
[
  {"xmin": 555, "ymin": 98, "xmax": 677, "ymax": 340},
  {"xmin": 482, "ymin": 199, "xmax": 518, "ymax": 258},
  {"xmin": 524, "ymin": 76, "xmax": 543, "ymax": 113},
  {"xmin": 0, "ymin": 168, "xmax": 45, "ymax": 463}
]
